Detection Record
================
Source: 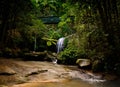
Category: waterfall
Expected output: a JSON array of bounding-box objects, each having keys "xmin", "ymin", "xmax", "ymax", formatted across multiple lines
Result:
[
  {"xmin": 51, "ymin": 37, "xmax": 65, "ymax": 64},
  {"xmin": 56, "ymin": 37, "xmax": 65, "ymax": 53},
  {"xmin": 51, "ymin": 57, "xmax": 57, "ymax": 64}
]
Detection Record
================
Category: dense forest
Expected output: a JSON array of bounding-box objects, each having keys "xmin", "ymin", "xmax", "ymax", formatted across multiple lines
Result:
[{"xmin": 0, "ymin": 0, "xmax": 120, "ymax": 74}]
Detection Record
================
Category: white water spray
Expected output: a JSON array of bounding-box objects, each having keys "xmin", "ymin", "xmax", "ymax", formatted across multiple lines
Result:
[
  {"xmin": 51, "ymin": 37, "xmax": 65, "ymax": 64},
  {"xmin": 56, "ymin": 37, "xmax": 65, "ymax": 53}
]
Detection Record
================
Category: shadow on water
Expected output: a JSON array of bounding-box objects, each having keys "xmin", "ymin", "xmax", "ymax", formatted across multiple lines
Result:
[{"xmin": 92, "ymin": 79, "xmax": 120, "ymax": 87}]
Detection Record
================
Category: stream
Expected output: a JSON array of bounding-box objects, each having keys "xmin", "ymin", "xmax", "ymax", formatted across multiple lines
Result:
[
  {"xmin": 11, "ymin": 78, "xmax": 120, "ymax": 87},
  {"xmin": 39, "ymin": 79, "xmax": 120, "ymax": 87},
  {"xmin": 0, "ymin": 58, "xmax": 119, "ymax": 87}
]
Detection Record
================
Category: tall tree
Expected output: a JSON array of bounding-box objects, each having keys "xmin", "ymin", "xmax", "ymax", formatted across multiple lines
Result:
[{"xmin": 0, "ymin": 0, "xmax": 33, "ymax": 47}]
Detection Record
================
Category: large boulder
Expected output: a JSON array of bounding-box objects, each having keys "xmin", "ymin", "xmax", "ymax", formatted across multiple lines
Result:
[{"xmin": 76, "ymin": 59, "xmax": 91, "ymax": 67}]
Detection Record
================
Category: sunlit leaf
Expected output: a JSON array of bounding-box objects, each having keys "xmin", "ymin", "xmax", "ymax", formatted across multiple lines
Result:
[{"xmin": 47, "ymin": 41, "xmax": 52, "ymax": 46}]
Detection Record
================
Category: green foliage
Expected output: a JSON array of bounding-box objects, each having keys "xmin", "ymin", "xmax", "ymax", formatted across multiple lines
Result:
[
  {"xmin": 27, "ymin": 18, "xmax": 46, "ymax": 37},
  {"xmin": 42, "ymin": 27, "xmax": 61, "ymax": 47},
  {"xmin": 58, "ymin": 16, "xmax": 75, "ymax": 37},
  {"xmin": 92, "ymin": 60, "xmax": 104, "ymax": 72},
  {"xmin": 31, "ymin": 0, "xmax": 62, "ymax": 16},
  {"xmin": 58, "ymin": 15, "xmax": 71, "ymax": 27},
  {"xmin": 114, "ymin": 63, "xmax": 120, "ymax": 75},
  {"xmin": 87, "ymin": 29, "xmax": 109, "ymax": 61},
  {"xmin": 7, "ymin": 29, "xmax": 23, "ymax": 48},
  {"xmin": 0, "ymin": 0, "xmax": 120, "ymax": 74},
  {"xmin": 42, "ymin": 37, "xmax": 57, "ymax": 46},
  {"xmin": 17, "ymin": 15, "xmax": 47, "ymax": 50},
  {"xmin": 3, "ymin": 47, "xmax": 22, "ymax": 58},
  {"xmin": 44, "ymin": 28, "xmax": 61, "ymax": 39},
  {"xmin": 58, "ymin": 45, "xmax": 78, "ymax": 65},
  {"xmin": 0, "ymin": 0, "xmax": 33, "ymax": 46},
  {"xmin": 86, "ymin": 28, "xmax": 120, "ymax": 72}
]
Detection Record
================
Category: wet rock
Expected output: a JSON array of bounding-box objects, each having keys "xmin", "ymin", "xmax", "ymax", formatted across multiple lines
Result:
[
  {"xmin": 44, "ymin": 51, "xmax": 57, "ymax": 62},
  {"xmin": 0, "ymin": 65, "xmax": 16, "ymax": 75},
  {"xmin": 24, "ymin": 51, "xmax": 47, "ymax": 61},
  {"xmin": 25, "ymin": 70, "xmax": 48, "ymax": 77},
  {"xmin": 0, "ymin": 75, "xmax": 27, "ymax": 85},
  {"xmin": 0, "ymin": 85, "xmax": 8, "ymax": 87},
  {"xmin": 76, "ymin": 59, "xmax": 91, "ymax": 67}
]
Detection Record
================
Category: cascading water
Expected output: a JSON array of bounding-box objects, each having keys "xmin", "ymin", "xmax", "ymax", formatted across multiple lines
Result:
[
  {"xmin": 56, "ymin": 37, "xmax": 65, "ymax": 53},
  {"xmin": 51, "ymin": 37, "xmax": 65, "ymax": 64}
]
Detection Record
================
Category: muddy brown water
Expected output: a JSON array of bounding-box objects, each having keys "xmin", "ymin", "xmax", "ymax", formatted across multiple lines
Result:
[
  {"xmin": 10, "ymin": 79, "xmax": 120, "ymax": 87},
  {"xmin": 0, "ymin": 58, "xmax": 120, "ymax": 87}
]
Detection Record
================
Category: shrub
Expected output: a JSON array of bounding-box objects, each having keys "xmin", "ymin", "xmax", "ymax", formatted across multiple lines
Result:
[
  {"xmin": 58, "ymin": 45, "xmax": 78, "ymax": 65},
  {"xmin": 92, "ymin": 60, "xmax": 104, "ymax": 72},
  {"xmin": 114, "ymin": 63, "xmax": 120, "ymax": 75}
]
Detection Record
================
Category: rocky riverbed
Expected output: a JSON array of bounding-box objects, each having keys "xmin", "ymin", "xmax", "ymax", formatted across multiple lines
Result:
[{"xmin": 0, "ymin": 58, "xmax": 117, "ymax": 87}]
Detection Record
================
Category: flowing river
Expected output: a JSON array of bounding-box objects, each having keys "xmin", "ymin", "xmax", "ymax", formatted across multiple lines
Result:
[
  {"xmin": 41, "ymin": 37, "xmax": 120, "ymax": 87},
  {"xmin": 12, "ymin": 78, "xmax": 120, "ymax": 87},
  {"xmin": 38, "ymin": 79, "xmax": 120, "ymax": 87},
  {"xmin": 0, "ymin": 58, "xmax": 119, "ymax": 87}
]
